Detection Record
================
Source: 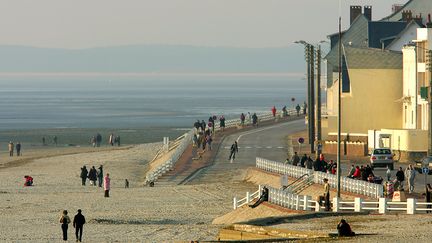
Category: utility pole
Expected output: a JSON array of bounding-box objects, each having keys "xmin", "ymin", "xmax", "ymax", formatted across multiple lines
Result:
[
  {"xmin": 310, "ymin": 45, "xmax": 315, "ymax": 154},
  {"xmin": 336, "ymin": 16, "xmax": 342, "ymax": 198},
  {"xmin": 306, "ymin": 45, "xmax": 312, "ymax": 149},
  {"xmin": 316, "ymin": 45, "xmax": 322, "ymax": 156},
  {"xmin": 428, "ymin": 50, "xmax": 432, "ymax": 156}
]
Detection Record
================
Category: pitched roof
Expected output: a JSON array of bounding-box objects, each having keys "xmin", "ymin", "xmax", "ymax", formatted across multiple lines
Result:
[
  {"xmin": 343, "ymin": 46, "xmax": 402, "ymax": 69},
  {"xmin": 382, "ymin": 0, "xmax": 432, "ymax": 22},
  {"xmin": 386, "ymin": 20, "xmax": 423, "ymax": 49}
]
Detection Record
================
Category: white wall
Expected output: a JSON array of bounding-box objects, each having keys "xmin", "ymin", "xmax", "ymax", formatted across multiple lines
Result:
[
  {"xmin": 402, "ymin": 46, "xmax": 417, "ymax": 129},
  {"xmin": 387, "ymin": 24, "xmax": 419, "ymax": 52}
]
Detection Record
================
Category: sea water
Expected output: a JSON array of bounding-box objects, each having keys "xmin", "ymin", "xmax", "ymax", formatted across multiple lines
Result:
[{"xmin": 0, "ymin": 74, "xmax": 306, "ymax": 146}]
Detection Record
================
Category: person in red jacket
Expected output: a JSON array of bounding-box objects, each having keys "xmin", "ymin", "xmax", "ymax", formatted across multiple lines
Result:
[
  {"xmin": 351, "ymin": 166, "xmax": 361, "ymax": 179},
  {"xmin": 24, "ymin": 175, "xmax": 33, "ymax": 186},
  {"xmin": 271, "ymin": 106, "xmax": 276, "ymax": 117}
]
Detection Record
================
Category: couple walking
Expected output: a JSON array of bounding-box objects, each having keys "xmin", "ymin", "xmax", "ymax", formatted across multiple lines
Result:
[{"xmin": 59, "ymin": 209, "xmax": 85, "ymax": 242}]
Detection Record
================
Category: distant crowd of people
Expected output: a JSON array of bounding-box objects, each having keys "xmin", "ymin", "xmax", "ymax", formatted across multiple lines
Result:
[{"xmin": 286, "ymin": 152, "xmax": 338, "ymax": 174}]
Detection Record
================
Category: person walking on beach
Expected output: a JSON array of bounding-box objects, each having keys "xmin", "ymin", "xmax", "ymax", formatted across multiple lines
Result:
[
  {"xmin": 53, "ymin": 136, "xmax": 58, "ymax": 146},
  {"xmin": 116, "ymin": 135, "xmax": 121, "ymax": 146},
  {"xmin": 8, "ymin": 141, "xmax": 14, "ymax": 157},
  {"xmin": 73, "ymin": 209, "xmax": 85, "ymax": 242},
  {"xmin": 229, "ymin": 141, "xmax": 239, "ymax": 163},
  {"xmin": 42, "ymin": 136, "xmax": 46, "ymax": 146},
  {"xmin": 104, "ymin": 173, "xmax": 111, "ymax": 197},
  {"xmin": 59, "ymin": 210, "xmax": 71, "ymax": 241},
  {"xmin": 323, "ymin": 178, "xmax": 331, "ymax": 211},
  {"xmin": 97, "ymin": 165, "xmax": 104, "ymax": 187},
  {"xmin": 88, "ymin": 166, "xmax": 97, "ymax": 186},
  {"xmin": 90, "ymin": 136, "xmax": 96, "ymax": 147},
  {"xmin": 80, "ymin": 166, "xmax": 88, "ymax": 186},
  {"xmin": 96, "ymin": 133, "xmax": 102, "ymax": 147},
  {"xmin": 16, "ymin": 142, "xmax": 21, "ymax": 156},
  {"xmin": 109, "ymin": 133, "xmax": 114, "ymax": 146},
  {"xmin": 271, "ymin": 106, "xmax": 276, "ymax": 117}
]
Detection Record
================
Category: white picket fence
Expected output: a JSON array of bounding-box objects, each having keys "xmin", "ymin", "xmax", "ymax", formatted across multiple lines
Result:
[
  {"xmin": 234, "ymin": 185, "xmax": 432, "ymax": 215},
  {"xmin": 332, "ymin": 197, "xmax": 432, "ymax": 215},
  {"xmin": 256, "ymin": 157, "xmax": 384, "ymax": 199},
  {"xmin": 145, "ymin": 109, "xmax": 300, "ymax": 184},
  {"xmin": 233, "ymin": 185, "xmax": 263, "ymax": 209}
]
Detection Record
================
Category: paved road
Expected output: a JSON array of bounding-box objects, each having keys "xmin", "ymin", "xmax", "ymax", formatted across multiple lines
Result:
[{"xmin": 187, "ymin": 119, "xmax": 306, "ymax": 184}]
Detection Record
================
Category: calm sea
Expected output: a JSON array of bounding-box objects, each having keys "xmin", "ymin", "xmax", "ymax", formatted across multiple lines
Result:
[{"xmin": 0, "ymin": 74, "xmax": 306, "ymax": 146}]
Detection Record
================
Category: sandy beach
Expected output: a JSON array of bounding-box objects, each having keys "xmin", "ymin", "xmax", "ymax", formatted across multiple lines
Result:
[{"xmin": 0, "ymin": 142, "xmax": 256, "ymax": 242}]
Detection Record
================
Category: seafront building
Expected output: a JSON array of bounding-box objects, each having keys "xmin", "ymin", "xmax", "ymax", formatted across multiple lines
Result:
[{"xmin": 321, "ymin": 0, "xmax": 432, "ymax": 160}]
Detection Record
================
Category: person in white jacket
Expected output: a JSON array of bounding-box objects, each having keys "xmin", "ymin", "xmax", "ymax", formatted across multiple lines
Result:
[{"xmin": 405, "ymin": 164, "xmax": 416, "ymax": 193}]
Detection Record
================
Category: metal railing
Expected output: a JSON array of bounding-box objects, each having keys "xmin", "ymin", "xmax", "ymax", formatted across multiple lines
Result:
[{"xmin": 256, "ymin": 157, "xmax": 384, "ymax": 199}]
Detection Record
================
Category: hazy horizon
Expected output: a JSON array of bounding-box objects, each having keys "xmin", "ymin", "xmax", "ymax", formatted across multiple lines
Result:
[{"xmin": 0, "ymin": 0, "xmax": 405, "ymax": 49}]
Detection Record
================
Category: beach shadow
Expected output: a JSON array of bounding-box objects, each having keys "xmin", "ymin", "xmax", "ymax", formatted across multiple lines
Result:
[
  {"xmin": 241, "ymin": 211, "xmax": 370, "ymax": 226},
  {"xmin": 90, "ymin": 218, "xmax": 184, "ymax": 225}
]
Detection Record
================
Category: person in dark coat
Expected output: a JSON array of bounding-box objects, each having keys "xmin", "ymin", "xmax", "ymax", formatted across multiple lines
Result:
[
  {"xmin": 219, "ymin": 116, "xmax": 226, "ymax": 131},
  {"xmin": 337, "ymin": 219, "xmax": 355, "ymax": 236},
  {"xmin": 361, "ymin": 166, "xmax": 368, "ymax": 181},
  {"xmin": 252, "ymin": 113, "xmax": 258, "ymax": 126},
  {"xmin": 116, "ymin": 135, "xmax": 120, "ymax": 146},
  {"xmin": 306, "ymin": 156, "xmax": 313, "ymax": 169},
  {"xmin": 97, "ymin": 165, "xmax": 104, "ymax": 187},
  {"xmin": 229, "ymin": 141, "xmax": 239, "ymax": 162},
  {"xmin": 88, "ymin": 166, "xmax": 97, "ymax": 186},
  {"xmin": 313, "ymin": 157, "xmax": 321, "ymax": 171},
  {"xmin": 395, "ymin": 167, "xmax": 405, "ymax": 190},
  {"xmin": 16, "ymin": 142, "xmax": 22, "ymax": 156},
  {"xmin": 96, "ymin": 133, "xmax": 102, "ymax": 147},
  {"xmin": 80, "ymin": 166, "xmax": 88, "ymax": 186},
  {"xmin": 249, "ymin": 186, "xmax": 269, "ymax": 208},
  {"xmin": 73, "ymin": 209, "xmax": 86, "ymax": 242},
  {"xmin": 291, "ymin": 152, "xmax": 300, "ymax": 166},
  {"xmin": 300, "ymin": 154, "xmax": 307, "ymax": 167}
]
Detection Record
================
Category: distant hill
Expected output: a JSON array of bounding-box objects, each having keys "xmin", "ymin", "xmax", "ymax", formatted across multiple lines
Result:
[{"xmin": 0, "ymin": 45, "xmax": 304, "ymax": 73}]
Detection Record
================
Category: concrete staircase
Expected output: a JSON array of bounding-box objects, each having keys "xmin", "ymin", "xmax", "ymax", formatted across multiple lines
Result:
[{"xmin": 285, "ymin": 174, "xmax": 314, "ymax": 194}]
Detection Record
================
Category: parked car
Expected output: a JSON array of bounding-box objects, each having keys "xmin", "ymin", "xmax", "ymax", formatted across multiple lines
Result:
[
  {"xmin": 415, "ymin": 156, "xmax": 432, "ymax": 175},
  {"xmin": 370, "ymin": 148, "xmax": 394, "ymax": 170}
]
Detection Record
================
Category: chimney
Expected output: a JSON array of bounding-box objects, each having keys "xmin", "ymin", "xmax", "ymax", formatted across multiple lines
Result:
[
  {"xmin": 392, "ymin": 4, "xmax": 403, "ymax": 14},
  {"xmin": 350, "ymin": 5, "xmax": 362, "ymax": 25},
  {"xmin": 364, "ymin": 5, "xmax": 372, "ymax": 21},
  {"xmin": 427, "ymin": 14, "xmax": 432, "ymax": 28}
]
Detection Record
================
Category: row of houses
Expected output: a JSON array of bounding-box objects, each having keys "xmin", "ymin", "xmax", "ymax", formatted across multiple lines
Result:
[{"xmin": 321, "ymin": 0, "xmax": 432, "ymax": 161}]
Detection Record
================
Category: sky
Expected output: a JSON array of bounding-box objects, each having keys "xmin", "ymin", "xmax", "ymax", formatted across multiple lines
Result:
[{"xmin": 0, "ymin": 0, "xmax": 407, "ymax": 49}]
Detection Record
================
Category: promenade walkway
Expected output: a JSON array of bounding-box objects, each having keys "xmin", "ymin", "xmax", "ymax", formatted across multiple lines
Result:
[{"xmin": 156, "ymin": 115, "xmax": 305, "ymax": 186}]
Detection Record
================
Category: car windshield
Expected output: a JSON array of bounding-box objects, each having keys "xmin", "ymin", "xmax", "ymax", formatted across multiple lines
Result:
[{"xmin": 373, "ymin": 149, "xmax": 391, "ymax": 154}]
